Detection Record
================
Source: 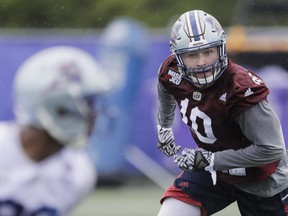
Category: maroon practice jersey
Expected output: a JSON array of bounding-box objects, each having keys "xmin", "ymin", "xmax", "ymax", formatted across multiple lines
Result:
[{"xmin": 158, "ymin": 55, "xmax": 279, "ymax": 182}]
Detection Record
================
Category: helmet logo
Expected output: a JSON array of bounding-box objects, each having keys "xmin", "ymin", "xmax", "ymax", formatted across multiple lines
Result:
[
  {"xmin": 170, "ymin": 22, "xmax": 182, "ymax": 46},
  {"xmin": 205, "ymin": 16, "xmax": 222, "ymax": 36},
  {"xmin": 60, "ymin": 62, "xmax": 82, "ymax": 83},
  {"xmin": 49, "ymin": 62, "xmax": 82, "ymax": 91}
]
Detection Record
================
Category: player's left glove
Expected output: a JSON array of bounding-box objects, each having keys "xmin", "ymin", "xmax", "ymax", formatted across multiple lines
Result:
[
  {"xmin": 174, "ymin": 148, "xmax": 214, "ymax": 170},
  {"xmin": 174, "ymin": 148, "xmax": 216, "ymax": 184}
]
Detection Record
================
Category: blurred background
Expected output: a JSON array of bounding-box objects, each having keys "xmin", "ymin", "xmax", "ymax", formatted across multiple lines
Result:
[{"xmin": 0, "ymin": 0, "xmax": 287, "ymax": 215}]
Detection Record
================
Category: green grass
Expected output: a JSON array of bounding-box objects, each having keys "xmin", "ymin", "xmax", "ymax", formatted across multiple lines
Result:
[{"xmin": 71, "ymin": 184, "xmax": 241, "ymax": 216}]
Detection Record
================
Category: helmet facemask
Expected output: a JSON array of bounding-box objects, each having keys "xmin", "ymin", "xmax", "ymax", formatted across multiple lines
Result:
[
  {"xmin": 35, "ymin": 85, "xmax": 97, "ymax": 148},
  {"xmin": 175, "ymin": 41, "xmax": 227, "ymax": 88}
]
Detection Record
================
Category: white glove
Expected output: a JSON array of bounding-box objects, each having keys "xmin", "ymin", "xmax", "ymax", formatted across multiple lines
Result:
[
  {"xmin": 174, "ymin": 148, "xmax": 217, "ymax": 185},
  {"xmin": 157, "ymin": 125, "xmax": 181, "ymax": 157},
  {"xmin": 174, "ymin": 148, "xmax": 214, "ymax": 170}
]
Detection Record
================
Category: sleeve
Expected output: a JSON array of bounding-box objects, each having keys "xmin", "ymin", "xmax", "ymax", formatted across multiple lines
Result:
[
  {"xmin": 157, "ymin": 82, "xmax": 176, "ymax": 128},
  {"xmin": 65, "ymin": 151, "xmax": 96, "ymax": 212},
  {"xmin": 48, "ymin": 150, "xmax": 97, "ymax": 215},
  {"xmin": 214, "ymin": 100, "xmax": 285, "ymax": 171}
]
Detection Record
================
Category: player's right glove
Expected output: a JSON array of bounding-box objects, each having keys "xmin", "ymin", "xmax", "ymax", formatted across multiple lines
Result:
[{"xmin": 157, "ymin": 125, "xmax": 181, "ymax": 157}]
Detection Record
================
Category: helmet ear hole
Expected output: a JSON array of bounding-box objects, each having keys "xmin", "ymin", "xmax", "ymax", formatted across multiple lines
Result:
[{"xmin": 57, "ymin": 107, "xmax": 69, "ymax": 117}]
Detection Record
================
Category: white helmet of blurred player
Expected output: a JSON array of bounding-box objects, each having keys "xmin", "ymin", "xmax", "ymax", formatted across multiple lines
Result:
[
  {"xmin": 13, "ymin": 46, "xmax": 110, "ymax": 147},
  {"xmin": 170, "ymin": 10, "xmax": 228, "ymax": 88}
]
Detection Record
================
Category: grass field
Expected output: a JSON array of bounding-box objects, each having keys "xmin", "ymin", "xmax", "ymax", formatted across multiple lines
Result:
[{"xmin": 71, "ymin": 183, "xmax": 241, "ymax": 216}]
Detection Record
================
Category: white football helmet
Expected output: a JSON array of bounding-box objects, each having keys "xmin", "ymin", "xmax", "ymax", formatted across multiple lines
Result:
[
  {"xmin": 13, "ymin": 46, "xmax": 110, "ymax": 147},
  {"xmin": 170, "ymin": 10, "xmax": 228, "ymax": 88}
]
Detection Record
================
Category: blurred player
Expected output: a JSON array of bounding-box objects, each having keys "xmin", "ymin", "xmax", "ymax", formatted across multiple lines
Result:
[
  {"xmin": 0, "ymin": 46, "xmax": 110, "ymax": 216},
  {"xmin": 156, "ymin": 10, "xmax": 288, "ymax": 215}
]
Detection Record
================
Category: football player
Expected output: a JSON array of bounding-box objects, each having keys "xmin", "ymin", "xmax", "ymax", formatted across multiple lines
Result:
[
  {"xmin": 0, "ymin": 46, "xmax": 110, "ymax": 216},
  {"xmin": 156, "ymin": 10, "xmax": 288, "ymax": 216}
]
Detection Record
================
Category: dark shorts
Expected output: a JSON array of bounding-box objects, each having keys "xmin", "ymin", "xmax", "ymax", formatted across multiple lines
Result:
[{"xmin": 161, "ymin": 171, "xmax": 288, "ymax": 216}]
